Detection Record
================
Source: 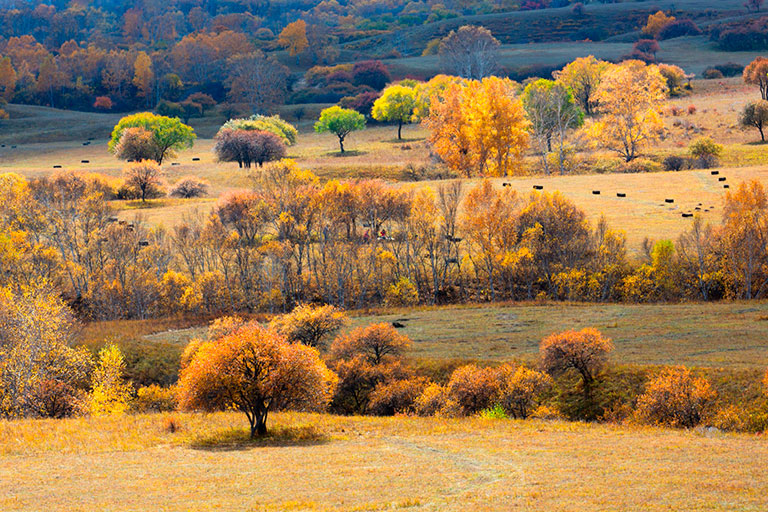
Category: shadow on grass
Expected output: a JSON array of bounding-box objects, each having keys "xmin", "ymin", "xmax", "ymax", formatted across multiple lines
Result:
[
  {"xmin": 322, "ymin": 150, "xmax": 367, "ymax": 157},
  {"xmin": 383, "ymin": 137, "xmax": 425, "ymax": 144},
  {"xmin": 745, "ymin": 140, "xmax": 768, "ymax": 146},
  {"xmin": 188, "ymin": 424, "xmax": 330, "ymax": 451}
]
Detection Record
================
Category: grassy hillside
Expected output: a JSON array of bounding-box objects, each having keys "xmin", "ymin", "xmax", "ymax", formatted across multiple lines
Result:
[{"xmin": 0, "ymin": 411, "xmax": 765, "ymax": 511}]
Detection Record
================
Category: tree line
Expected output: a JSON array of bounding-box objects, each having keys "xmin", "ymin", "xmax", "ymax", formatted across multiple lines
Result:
[{"xmin": 2, "ymin": 164, "xmax": 768, "ymax": 321}]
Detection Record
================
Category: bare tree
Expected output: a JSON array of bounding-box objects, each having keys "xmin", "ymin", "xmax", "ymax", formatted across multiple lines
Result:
[
  {"xmin": 226, "ymin": 51, "xmax": 288, "ymax": 114},
  {"xmin": 438, "ymin": 25, "xmax": 500, "ymax": 80}
]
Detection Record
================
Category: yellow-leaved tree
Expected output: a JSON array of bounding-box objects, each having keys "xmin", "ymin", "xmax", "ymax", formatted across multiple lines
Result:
[
  {"xmin": 586, "ymin": 60, "xmax": 668, "ymax": 162},
  {"xmin": 424, "ymin": 77, "xmax": 529, "ymax": 177},
  {"xmin": 279, "ymin": 20, "xmax": 309, "ymax": 62},
  {"xmin": 89, "ymin": 343, "xmax": 132, "ymax": 415}
]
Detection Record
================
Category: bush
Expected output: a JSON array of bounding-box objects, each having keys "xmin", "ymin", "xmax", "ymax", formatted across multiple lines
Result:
[
  {"xmin": 658, "ymin": 19, "xmax": 701, "ymax": 40},
  {"xmin": 496, "ymin": 364, "xmax": 551, "ymax": 419},
  {"xmin": 133, "ymin": 385, "xmax": 178, "ymax": 413},
  {"xmin": 384, "ymin": 277, "xmax": 419, "ymax": 307},
  {"xmin": 541, "ymin": 327, "xmax": 613, "ymax": 402},
  {"xmin": 663, "ymin": 155, "xmax": 688, "ymax": 172},
  {"xmin": 367, "ymin": 377, "xmax": 428, "ymax": 415},
  {"xmin": 414, "ymin": 383, "xmax": 451, "ymax": 416},
  {"xmin": 445, "ymin": 365, "xmax": 500, "ymax": 416},
  {"xmin": 689, "ymin": 137, "xmax": 723, "ymax": 168},
  {"xmin": 620, "ymin": 158, "xmax": 663, "ymax": 173},
  {"xmin": 635, "ymin": 366, "xmax": 716, "ymax": 428},
  {"xmin": 269, "ymin": 303, "xmax": 348, "ymax": 349},
  {"xmin": 351, "ymin": 60, "xmax": 391, "ymax": 90},
  {"xmin": 702, "ymin": 68, "xmax": 724, "ymax": 80},
  {"xmin": 169, "ymin": 176, "xmax": 209, "ymax": 198}
]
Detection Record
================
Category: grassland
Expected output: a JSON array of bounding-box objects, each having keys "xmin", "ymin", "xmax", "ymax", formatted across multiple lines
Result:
[{"xmin": 0, "ymin": 410, "xmax": 765, "ymax": 511}]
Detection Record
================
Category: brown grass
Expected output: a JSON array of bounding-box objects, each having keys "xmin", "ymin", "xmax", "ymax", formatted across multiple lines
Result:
[{"xmin": 0, "ymin": 410, "xmax": 765, "ymax": 511}]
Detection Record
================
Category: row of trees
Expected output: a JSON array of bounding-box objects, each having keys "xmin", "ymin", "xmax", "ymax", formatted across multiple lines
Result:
[
  {"xmin": 3, "ymin": 162, "xmax": 768, "ymax": 321},
  {"xmin": 5, "ymin": 294, "xmax": 764, "ymax": 437}
]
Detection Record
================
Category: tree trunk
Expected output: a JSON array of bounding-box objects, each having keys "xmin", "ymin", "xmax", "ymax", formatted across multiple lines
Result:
[
  {"xmin": 398, "ymin": 121, "xmax": 402, "ymax": 140},
  {"xmin": 339, "ymin": 136, "xmax": 345, "ymax": 153}
]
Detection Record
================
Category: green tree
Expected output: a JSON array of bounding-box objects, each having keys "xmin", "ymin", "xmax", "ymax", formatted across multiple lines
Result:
[
  {"xmin": 521, "ymin": 79, "xmax": 584, "ymax": 174},
  {"xmin": 314, "ymin": 106, "xmax": 366, "ymax": 153},
  {"xmin": 740, "ymin": 100, "xmax": 768, "ymax": 142},
  {"xmin": 109, "ymin": 112, "xmax": 196, "ymax": 164},
  {"xmin": 371, "ymin": 83, "xmax": 418, "ymax": 140}
]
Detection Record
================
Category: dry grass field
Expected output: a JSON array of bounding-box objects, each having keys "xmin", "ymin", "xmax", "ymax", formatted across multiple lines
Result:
[
  {"xmin": 0, "ymin": 78, "xmax": 764, "ymax": 247},
  {"xmin": 0, "ymin": 411, "xmax": 766, "ymax": 511},
  {"xmin": 102, "ymin": 301, "xmax": 768, "ymax": 370}
]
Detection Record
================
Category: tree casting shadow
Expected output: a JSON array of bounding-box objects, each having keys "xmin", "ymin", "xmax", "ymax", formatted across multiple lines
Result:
[{"xmin": 188, "ymin": 425, "xmax": 330, "ymax": 452}]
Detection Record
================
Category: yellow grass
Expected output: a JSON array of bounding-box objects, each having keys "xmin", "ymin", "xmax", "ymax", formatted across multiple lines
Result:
[{"xmin": 0, "ymin": 410, "xmax": 765, "ymax": 511}]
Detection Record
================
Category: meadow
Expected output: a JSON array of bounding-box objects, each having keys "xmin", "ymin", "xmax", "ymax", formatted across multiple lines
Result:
[{"xmin": 0, "ymin": 411, "xmax": 766, "ymax": 511}]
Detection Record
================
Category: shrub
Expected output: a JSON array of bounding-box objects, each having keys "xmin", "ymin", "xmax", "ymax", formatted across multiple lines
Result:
[
  {"xmin": 663, "ymin": 155, "xmax": 688, "ymax": 172},
  {"xmin": 93, "ymin": 96, "xmax": 113, "ymax": 110},
  {"xmin": 689, "ymin": 137, "xmax": 723, "ymax": 168},
  {"xmin": 122, "ymin": 160, "xmax": 166, "ymax": 202},
  {"xmin": 620, "ymin": 158, "xmax": 663, "ymax": 173},
  {"xmin": 687, "ymin": 104, "xmax": 696, "ymax": 115},
  {"xmin": 635, "ymin": 366, "xmax": 715, "ymax": 428},
  {"xmin": 339, "ymin": 91, "xmax": 380, "ymax": 118},
  {"xmin": 414, "ymin": 383, "xmax": 451, "ymax": 416},
  {"xmin": 330, "ymin": 323, "xmax": 411, "ymax": 365},
  {"xmin": 156, "ymin": 99, "xmax": 185, "ymax": 119},
  {"xmin": 134, "ymin": 384, "xmax": 177, "ymax": 413},
  {"xmin": 496, "ymin": 364, "xmax": 552, "ymax": 419},
  {"xmin": 367, "ymin": 377, "xmax": 428, "ymax": 415},
  {"xmin": 445, "ymin": 365, "xmax": 500, "ymax": 416},
  {"xmin": 352, "ymin": 60, "xmax": 391, "ymax": 90},
  {"xmin": 384, "ymin": 277, "xmax": 419, "ymax": 307},
  {"xmin": 702, "ymin": 68, "xmax": 724, "ymax": 80},
  {"xmin": 658, "ymin": 19, "xmax": 701, "ymax": 40},
  {"xmin": 714, "ymin": 63, "xmax": 744, "ymax": 77},
  {"xmin": 169, "ymin": 176, "xmax": 208, "ymax": 198}
]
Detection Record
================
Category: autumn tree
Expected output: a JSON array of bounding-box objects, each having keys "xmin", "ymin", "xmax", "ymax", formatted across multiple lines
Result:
[
  {"xmin": 0, "ymin": 56, "xmax": 17, "ymax": 102},
  {"xmin": 445, "ymin": 364, "xmax": 500, "ymax": 415},
  {"xmin": 719, "ymin": 180, "xmax": 768, "ymax": 299},
  {"xmin": 36, "ymin": 54, "xmax": 66, "ymax": 107},
  {"xmin": 220, "ymin": 115, "xmax": 299, "ymax": 146},
  {"xmin": 642, "ymin": 11, "xmax": 675, "ymax": 38},
  {"xmin": 93, "ymin": 96, "xmax": 113, "ymax": 110},
  {"xmin": 328, "ymin": 323, "xmax": 412, "ymax": 414},
  {"xmin": 740, "ymin": 100, "xmax": 768, "ymax": 141},
  {"xmin": 553, "ymin": 56, "xmax": 610, "ymax": 115},
  {"xmin": 109, "ymin": 112, "xmax": 196, "ymax": 164},
  {"xmin": 269, "ymin": 303, "xmax": 348, "ymax": 349},
  {"xmin": 113, "ymin": 127, "xmax": 163, "ymax": 163},
  {"xmin": 213, "ymin": 129, "xmax": 286, "ymax": 168},
  {"xmin": 89, "ymin": 343, "xmax": 132, "ymax": 415},
  {"xmin": 424, "ymin": 77, "xmax": 529, "ymax": 176},
  {"xmin": 438, "ymin": 25, "xmax": 500, "ymax": 79},
  {"xmin": 279, "ymin": 20, "xmax": 308, "ymax": 63},
  {"xmin": 521, "ymin": 79, "xmax": 584, "ymax": 174},
  {"xmin": 226, "ymin": 51, "xmax": 288, "ymax": 114},
  {"xmin": 587, "ymin": 60, "xmax": 668, "ymax": 161},
  {"xmin": 314, "ymin": 106, "xmax": 366, "ymax": 153},
  {"xmin": 133, "ymin": 51, "xmax": 154, "ymax": 107},
  {"xmin": 743, "ymin": 57, "xmax": 768, "ymax": 99},
  {"xmin": 636, "ymin": 366, "xmax": 715, "ymax": 428},
  {"xmin": 178, "ymin": 322, "xmax": 336, "ymax": 437},
  {"xmin": 0, "ymin": 285, "xmax": 92, "ymax": 419},
  {"xmin": 540, "ymin": 327, "xmax": 613, "ymax": 400},
  {"xmin": 371, "ymin": 83, "xmax": 419, "ymax": 139},
  {"xmin": 123, "ymin": 160, "xmax": 165, "ymax": 202},
  {"xmin": 352, "ymin": 60, "xmax": 391, "ymax": 90}
]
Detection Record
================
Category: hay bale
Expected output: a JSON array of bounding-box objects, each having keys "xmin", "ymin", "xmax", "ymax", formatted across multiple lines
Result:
[
  {"xmin": 665, "ymin": 199, "xmax": 674, "ymax": 203},
  {"xmin": 138, "ymin": 240, "xmax": 150, "ymax": 247},
  {"xmin": 392, "ymin": 321, "xmax": 406, "ymax": 328},
  {"xmin": 711, "ymin": 170, "xmax": 719, "ymax": 175},
  {"xmin": 533, "ymin": 185, "xmax": 543, "ymax": 190},
  {"xmin": 617, "ymin": 193, "xmax": 626, "ymax": 197},
  {"xmin": 53, "ymin": 165, "xmax": 62, "ymax": 168},
  {"xmin": 171, "ymin": 162, "xmax": 180, "ymax": 166},
  {"xmin": 682, "ymin": 213, "xmax": 693, "ymax": 218},
  {"xmin": 192, "ymin": 157, "xmax": 200, "ymax": 161},
  {"xmin": 718, "ymin": 177, "xmax": 726, "ymax": 182},
  {"xmin": 592, "ymin": 190, "xmax": 600, "ymax": 195},
  {"xmin": 81, "ymin": 160, "xmax": 89, "ymax": 163},
  {"xmin": 724, "ymin": 184, "xmax": 730, "ymax": 189}
]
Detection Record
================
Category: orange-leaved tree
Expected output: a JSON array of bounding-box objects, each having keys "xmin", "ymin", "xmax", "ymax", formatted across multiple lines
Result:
[
  {"xmin": 540, "ymin": 327, "xmax": 613, "ymax": 400},
  {"xmin": 635, "ymin": 366, "xmax": 715, "ymax": 428},
  {"xmin": 744, "ymin": 57, "xmax": 768, "ymax": 100},
  {"xmin": 269, "ymin": 303, "xmax": 348, "ymax": 349},
  {"xmin": 178, "ymin": 322, "xmax": 337, "ymax": 437}
]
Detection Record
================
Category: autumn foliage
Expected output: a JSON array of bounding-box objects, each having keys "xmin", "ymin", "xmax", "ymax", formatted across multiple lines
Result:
[
  {"xmin": 540, "ymin": 328, "xmax": 613, "ymax": 398},
  {"xmin": 636, "ymin": 367, "xmax": 715, "ymax": 428},
  {"xmin": 178, "ymin": 323, "xmax": 336, "ymax": 437}
]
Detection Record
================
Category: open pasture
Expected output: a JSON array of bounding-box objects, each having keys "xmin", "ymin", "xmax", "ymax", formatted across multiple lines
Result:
[{"xmin": 0, "ymin": 411, "xmax": 766, "ymax": 511}]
